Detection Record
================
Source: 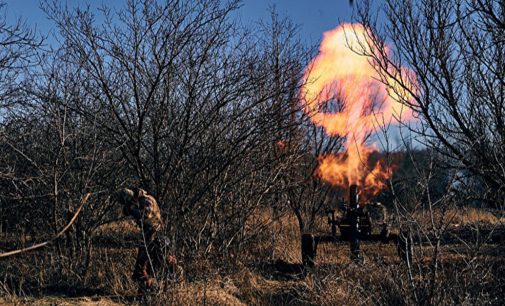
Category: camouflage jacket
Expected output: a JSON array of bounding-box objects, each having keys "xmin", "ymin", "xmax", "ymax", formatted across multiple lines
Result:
[{"xmin": 117, "ymin": 188, "xmax": 163, "ymax": 240}]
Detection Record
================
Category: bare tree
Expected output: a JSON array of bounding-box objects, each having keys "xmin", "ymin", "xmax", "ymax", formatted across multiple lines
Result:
[
  {"xmin": 36, "ymin": 0, "xmax": 312, "ymax": 274},
  {"xmin": 0, "ymin": 1, "xmax": 42, "ymax": 239},
  {"xmin": 355, "ymin": 0, "xmax": 505, "ymax": 207},
  {"xmin": 0, "ymin": 1, "xmax": 41, "ymax": 108},
  {"xmin": 351, "ymin": 0, "xmax": 505, "ymax": 303}
]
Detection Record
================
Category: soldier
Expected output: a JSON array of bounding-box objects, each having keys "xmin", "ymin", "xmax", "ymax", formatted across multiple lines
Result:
[{"xmin": 113, "ymin": 187, "xmax": 166, "ymax": 290}]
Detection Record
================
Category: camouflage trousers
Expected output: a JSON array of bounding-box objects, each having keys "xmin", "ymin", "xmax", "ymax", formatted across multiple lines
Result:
[
  {"xmin": 132, "ymin": 234, "xmax": 179, "ymax": 289},
  {"xmin": 133, "ymin": 233, "xmax": 164, "ymax": 288}
]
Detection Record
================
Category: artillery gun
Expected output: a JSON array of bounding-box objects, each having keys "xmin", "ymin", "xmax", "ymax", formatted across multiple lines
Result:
[{"xmin": 301, "ymin": 184, "xmax": 412, "ymax": 267}]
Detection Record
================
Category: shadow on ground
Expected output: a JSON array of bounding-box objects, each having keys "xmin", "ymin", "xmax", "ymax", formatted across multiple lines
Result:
[{"xmin": 250, "ymin": 259, "xmax": 308, "ymax": 280}]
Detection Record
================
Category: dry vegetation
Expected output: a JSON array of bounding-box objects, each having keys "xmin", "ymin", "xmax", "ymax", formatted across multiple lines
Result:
[
  {"xmin": 1, "ymin": 0, "xmax": 505, "ymax": 305},
  {"xmin": 1, "ymin": 209, "xmax": 504, "ymax": 305}
]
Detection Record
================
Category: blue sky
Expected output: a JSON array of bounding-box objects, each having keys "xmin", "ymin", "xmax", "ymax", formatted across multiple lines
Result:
[
  {"xmin": 235, "ymin": 1, "xmax": 354, "ymax": 44},
  {"xmin": 3, "ymin": 0, "xmax": 412, "ymax": 149},
  {"xmin": 3, "ymin": 0, "xmax": 355, "ymax": 46}
]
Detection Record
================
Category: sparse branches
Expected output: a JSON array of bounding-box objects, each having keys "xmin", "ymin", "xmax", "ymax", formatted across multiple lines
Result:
[
  {"xmin": 0, "ymin": 1, "xmax": 42, "ymax": 108},
  {"xmin": 356, "ymin": 0, "xmax": 505, "ymax": 206},
  {"xmin": 35, "ymin": 0, "xmax": 313, "ymax": 271},
  {"xmin": 355, "ymin": 0, "xmax": 505, "ymax": 302}
]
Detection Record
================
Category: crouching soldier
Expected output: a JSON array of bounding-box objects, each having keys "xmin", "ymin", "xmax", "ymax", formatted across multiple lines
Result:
[{"xmin": 113, "ymin": 187, "xmax": 175, "ymax": 290}]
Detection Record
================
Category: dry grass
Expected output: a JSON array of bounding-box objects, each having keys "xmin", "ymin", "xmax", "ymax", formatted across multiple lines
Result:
[
  {"xmin": 413, "ymin": 207, "xmax": 502, "ymax": 228},
  {"xmin": 95, "ymin": 220, "xmax": 139, "ymax": 235},
  {"xmin": 1, "ymin": 208, "xmax": 504, "ymax": 305},
  {"xmin": 0, "ymin": 296, "xmax": 124, "ymax": 306},
  {"xmin": 446, "ymin": 207, "xmax": 502, "ymax": 225}
]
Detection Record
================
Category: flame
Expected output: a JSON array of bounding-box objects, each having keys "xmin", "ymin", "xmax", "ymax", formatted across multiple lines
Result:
[{"xmin": 301, "ymin": 23, "xmax": 415, "ymax": 198}]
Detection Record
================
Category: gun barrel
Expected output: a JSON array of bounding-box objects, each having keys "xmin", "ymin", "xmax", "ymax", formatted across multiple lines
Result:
[
  {"xmin": 349, "ymin": 184, "xmax": 359, "ymax": 209},
  {"xmin": 349, "ymin": 184, "xmax": 361, "ymax": 262}
]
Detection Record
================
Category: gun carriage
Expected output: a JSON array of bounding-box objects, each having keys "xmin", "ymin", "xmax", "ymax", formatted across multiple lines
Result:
[{"xmin": 301, "ymin": 184, "xmax": 412, "ymax": 267}]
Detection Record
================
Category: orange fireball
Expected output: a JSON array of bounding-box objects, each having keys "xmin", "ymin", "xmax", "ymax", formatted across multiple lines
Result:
[{"xmin": 301, "ymin": 23, "xmax": 415, "ymax": 198}]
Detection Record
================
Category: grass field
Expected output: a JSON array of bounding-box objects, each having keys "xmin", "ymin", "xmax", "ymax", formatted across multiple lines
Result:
[{"xmin": 1, "ymin": 209, "xmax": 504, "ymax": 305}]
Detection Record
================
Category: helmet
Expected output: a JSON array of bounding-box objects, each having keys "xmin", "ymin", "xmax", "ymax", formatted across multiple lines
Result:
[{"xmin": 113, "ymin": 188, "xmax": 135, "ymax": 206}]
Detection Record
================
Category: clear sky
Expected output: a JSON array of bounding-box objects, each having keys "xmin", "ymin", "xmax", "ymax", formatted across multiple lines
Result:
[
  {"xmin": 3, "ymin": 1, "xmax": 410, "ymax": 149},
  {"xmin": 235, "ymin": 1, "xmax": 354, "ymax": 44},
  {"xmin": 3, "ymin": 0, "xmax": 355, "ymax": 46}
]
